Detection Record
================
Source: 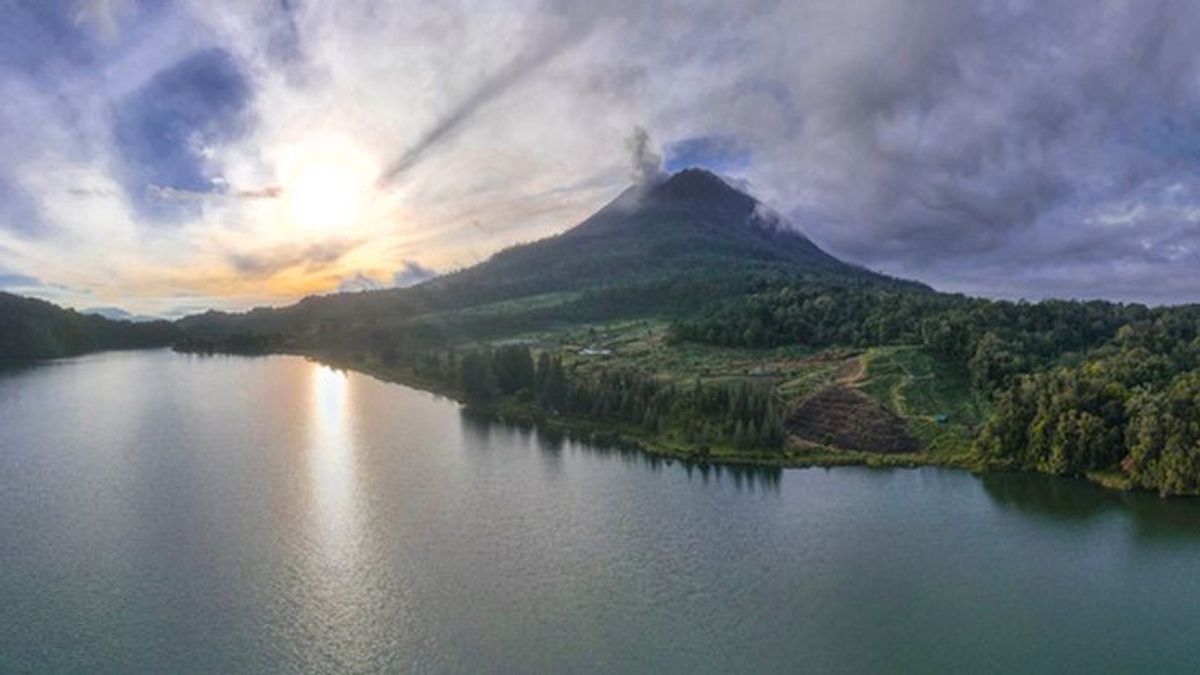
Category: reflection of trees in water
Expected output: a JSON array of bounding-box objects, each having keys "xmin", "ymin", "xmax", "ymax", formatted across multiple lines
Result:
[
  {"xmin": 980, "ymin": 472, "xmax": 1200, "ymax": 541},
  {"xmin": 459, "ymin": 409, "xmax": 782, "ymax": 493},
  {"xmin": 682, "ymin": 461, "xmax": 782, "ymax": 493},
  {"xmin": 0, "ymin": 361, "xmax": 39, "ymax": 376}
]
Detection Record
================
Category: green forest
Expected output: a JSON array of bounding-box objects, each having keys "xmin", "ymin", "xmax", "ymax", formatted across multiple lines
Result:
[
  {"xmin": 0, "ymin": 292, "xmax": 178, "ymax": 360},
  {"xmin": 7, "ymin": 169, "xmax": 1200, "ymax": 496},
  {"xmin": 672, "ymin": 281, "xmax": 1200, "ymax": 495}
]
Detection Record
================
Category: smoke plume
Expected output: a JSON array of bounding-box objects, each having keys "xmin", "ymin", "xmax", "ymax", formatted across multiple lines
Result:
[{"xmin": 626, "ymin": 126, "xmax": 663, "ymax": 186}]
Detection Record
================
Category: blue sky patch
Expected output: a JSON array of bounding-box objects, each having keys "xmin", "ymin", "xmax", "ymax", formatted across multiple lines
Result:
[
  {"xmin": 664, "ymin": 135, "xmax": 752, "ymax": 174},
  {"xmin": 0, "ymin": 272, "xmax": 42, "ymax": 288},
  {"xmin": 0, "ymin": 173, "xmax": 47, "ymax": 237},
  {"xmin": 111, "ymin": 47, "xmax": 253, "ymax": 219},
  {"xmin": 1, "ymin": 1, "xmax": 99, "ymax": 77}
]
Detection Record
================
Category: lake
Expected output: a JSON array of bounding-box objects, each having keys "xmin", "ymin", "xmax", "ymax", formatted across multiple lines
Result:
[{"xmin": 2, "ymin": 350, "xmax": 1199, "ymax": 673}]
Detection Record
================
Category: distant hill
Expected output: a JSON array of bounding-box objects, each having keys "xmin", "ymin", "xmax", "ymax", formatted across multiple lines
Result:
[
  {"xmin": 178, "ymin": 168, "xmax": 923, "ymax": 343},
  {"xmin": 83, "ymin": 306, "xmax": 161, "ymax": 323},
  {"xmin": 0, "ymin": 292, "xmax": 179, "ymax": 361},
  {"xmin": 4, "ymin": 168, "xmax": 923, "ymax": 358}
]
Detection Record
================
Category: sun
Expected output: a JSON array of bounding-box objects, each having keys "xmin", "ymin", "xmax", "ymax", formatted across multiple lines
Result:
[{"xmin": 278, "ymin": 137, "xmax": 377, "ymax": 233}]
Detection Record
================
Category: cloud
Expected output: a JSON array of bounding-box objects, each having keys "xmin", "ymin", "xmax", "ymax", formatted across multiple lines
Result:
[
  {"xmin": 147, "ymin": 184, "xmax": 281, "ymax": 201},
  {"xmin": 9, "ymin": 0, "xmax": 1200, "ymax": 307},
  {"xmin": 82, "ymin": 305, "xmax": 160, "ymax": 322},
  {"xmin": 1, "ymin": 1, "xmax": 102, "ymax": 77},
  {"xmin": 229, "ymin": 239, "xmax": 361, "ymax": 278},
  {"xmin": 625, "ymin": 126, "xmax": 663, "ymax": 186},
  {"xmin": 392, "ymin": 259, "xmax": 438, "ymax": 288},
  {"xmin": 0, "ymin": 173, "xmax": 48, "ymax": 237},
  {"xmin": 336, "ymin": 260, "xmax": 437, "ymax": 293},
  {"xmin": 72, "ymin": 0, "xmax": 137, "ymax": 43},
  {"xmin": 378, "ymin": 21, "xmax": 587, "ymax": 185},
  {"xmin": 0, "ymin": 272, "xmax": 42, "ymax": 288},
  {"xmin": 111, "ymin": 47, "xmax": 253, "ymax": 218},
  {"xmin": 337, "ymin": 271, "xmax": 385, "ymax": 293}
]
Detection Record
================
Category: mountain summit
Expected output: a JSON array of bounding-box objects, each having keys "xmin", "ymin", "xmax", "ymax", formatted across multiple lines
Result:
[
  {"xmin": 564, "ymin": 168, "xmax": 846, "ymax": 267},
  {"xmin": 178, "ymin": 168, "xmax": 910, "ymax": 340},
  {"xmin": 429, "ymin": 168, "xmax": 876, "ymax": 304}
]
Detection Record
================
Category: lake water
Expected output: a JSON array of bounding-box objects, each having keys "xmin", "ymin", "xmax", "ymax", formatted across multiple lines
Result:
[{"xmin": 2, "ymin": 350, "xmax": 1199, "ymax": 673}]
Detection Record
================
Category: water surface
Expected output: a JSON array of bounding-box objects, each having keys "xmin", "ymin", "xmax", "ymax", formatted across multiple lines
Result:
[{"xmin": 2, "ymin": 350, "xmax": 1199, "ymax": 673}]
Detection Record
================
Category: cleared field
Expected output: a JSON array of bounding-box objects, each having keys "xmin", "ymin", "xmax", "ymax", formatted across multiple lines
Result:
[
  {"xmin": 515, "ymin": 319, "xmax": 837, "ymax": 391},
  {"xmin": 857, "ymin": 346, "xmax": 989, "ymax": 458},
  {"xmin": 475, "ymin": 321, "xmax": 989, "ymax": 463},
  {"xmin": 786, "ymin": 385, "xmax": 920, "ymax": 453}
]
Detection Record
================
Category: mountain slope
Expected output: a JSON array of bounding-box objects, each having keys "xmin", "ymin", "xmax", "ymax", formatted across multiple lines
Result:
[
  {"xmin": 428, "ymin": 168, "xmax": 869, "ymax": 301},
  {"xmin": 0, "ymin": 292, "xmax": 179, "ymax": 360},
  {"xmin": 180, "ymin": 168, "xmax": 919, "ymax": 342}
]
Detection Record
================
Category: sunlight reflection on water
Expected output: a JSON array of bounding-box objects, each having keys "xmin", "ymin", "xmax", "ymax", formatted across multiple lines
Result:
[
  {"xmin": 7, "ymin": 352, "xmax": 1200, "ymax": 673},
  {"xmin": 308, "ymin": 364, "xmax": 358, "ymax": 554}
]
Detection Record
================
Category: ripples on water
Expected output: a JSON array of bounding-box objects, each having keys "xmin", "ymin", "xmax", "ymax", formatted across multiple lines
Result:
[{"xmin": 2, "ymin": 350, "xmax": 1199, "ymax": 674}]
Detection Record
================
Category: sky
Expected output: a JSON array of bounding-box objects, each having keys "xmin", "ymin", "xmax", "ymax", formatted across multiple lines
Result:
[{"xmin": 3, "ymin": 0, "xmax": 1200, "ymax": 315}]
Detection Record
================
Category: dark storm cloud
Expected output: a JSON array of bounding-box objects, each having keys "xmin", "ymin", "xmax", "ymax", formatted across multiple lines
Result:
[{"xmin": 706, "ymin": 0, "xmax": 1200, "ymax": 301}]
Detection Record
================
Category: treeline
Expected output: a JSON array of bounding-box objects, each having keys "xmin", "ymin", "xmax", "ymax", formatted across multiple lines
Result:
[
  {"xmin": 0, "ymin": 292, "xmax": 179, "ymax": 360},
  {"xmin": 349, "ymin": 268, "xmax": 872, "ymax": 348},
  {"xmin": 670, "ymin": 283, "xmax": 1164, "ymax": 393},
  {"xmin": 977, "ymin": 320, "xmax": 1200, "ymax": 495},
  {"xmin": 408, "ymin": 344, "xmax": 786, "ymax": 452},
  {"xmin": 673, "ymin": 282, "xmax": 1200, "ymax": 494},
  {"xmin": 172, "ymin": 333, "xmax": 286, "ymax": 355}
]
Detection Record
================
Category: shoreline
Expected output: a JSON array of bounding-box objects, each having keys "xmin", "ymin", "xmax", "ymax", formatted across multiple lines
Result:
[
  {"xmin": 307, "ymin": 351, "xmax": 1146, "ymax": 494},
  {"xmin": 304, "ymin": 351, "xmax": 1111, "ymax": 484},
  {"xmin": 6, "ymin": 345, "xmax": 1149, "ymax": 494}
]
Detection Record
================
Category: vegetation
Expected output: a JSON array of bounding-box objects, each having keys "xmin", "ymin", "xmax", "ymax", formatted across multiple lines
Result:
[
  {"xmin": 975, "ymin": 320, "xmax": 1200, "ymax": 495},
  {"xmin": 670, "ymin": 283, "xmax": 1152, "ymax": 390},
  {"xmin": 173, "ymin": 332, "xmax": 285, "ymax": 355},
  {"xmin": 6, "ymin": 168, "xmax": 1200, "ymax": 496},
  {"xmin": 0, "ymin": 292, "xmax": 178, "ymax": 360},
  {"xmin": 378, "ymin": 343, "xmax": 786, "ymax": 456},
  {"xmin": 672, "ymin": 278, "xmax": 1200, "ymax": 494}
]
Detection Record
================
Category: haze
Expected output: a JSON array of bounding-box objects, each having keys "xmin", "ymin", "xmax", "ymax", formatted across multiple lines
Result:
[{"xmin": 3, "ymin": 0, "xmax": 1200, "ymax": 316}]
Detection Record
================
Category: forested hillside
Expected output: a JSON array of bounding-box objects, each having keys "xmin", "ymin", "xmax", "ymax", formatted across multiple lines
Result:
[
  {"xmin": 7, "ymin": 168, "xmax": 1200, "ymax": 495},
  {"xmin": 177, "ymin": 170, "xmax": 919, "ymax": 344},
  {"xmin": 0, "ymin": 292, "xmax": 179, "ymax": 360},
  {"xmin": 671, "ymin": 282, "xmax": 1200, "ymax": 494}
]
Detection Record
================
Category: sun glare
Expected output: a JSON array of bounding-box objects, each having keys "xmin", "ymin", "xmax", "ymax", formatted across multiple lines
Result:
[{"xmin": 279, "ymin": 138, "xmax": 377, "ymax": 233}]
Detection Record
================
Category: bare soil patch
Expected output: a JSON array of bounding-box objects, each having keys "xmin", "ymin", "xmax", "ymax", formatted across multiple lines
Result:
[{"xmin": 786, "ymin": 385, "xmax": 921, "ymax": 454}]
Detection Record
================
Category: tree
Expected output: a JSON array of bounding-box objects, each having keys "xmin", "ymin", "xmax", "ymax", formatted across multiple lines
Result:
[
  {"xmin": 460, "ymin": 351, "xmax": 498, "ymax": 402},
  {"xmin": 540, "ymin": 357, "xmax": 568, "ymax": 413}
]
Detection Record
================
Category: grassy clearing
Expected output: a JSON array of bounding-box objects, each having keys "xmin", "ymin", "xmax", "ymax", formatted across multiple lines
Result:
[
  {"xmin": 857, "ymin": 346, "xmax": 989, "ymax": 459},
  {"xmin": 496, "ymin": 321, "xmax": 988, "ymax": 462},
  {"xmin": 515, "ymin": 319, "xmax": 843, "ymax": 392}
]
